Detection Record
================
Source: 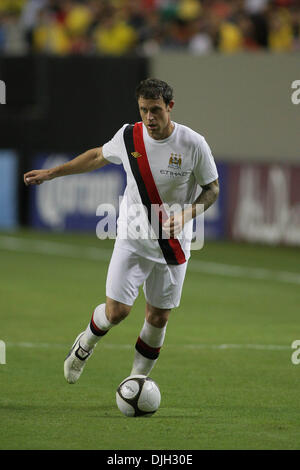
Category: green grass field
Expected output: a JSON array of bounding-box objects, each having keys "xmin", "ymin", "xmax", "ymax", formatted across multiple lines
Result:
[{"xmin": 1, "ymin": 229, "xmax": 300, "ymax": 450}]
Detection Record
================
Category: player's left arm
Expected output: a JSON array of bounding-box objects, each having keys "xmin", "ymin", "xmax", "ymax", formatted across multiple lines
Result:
[
  {"xmin": 190, "ymin": 178, "xmax": 220, "ymax": 217},
  {"xmin": 163, "ymin": 179, "xmax": 219, "ymax": 238}
]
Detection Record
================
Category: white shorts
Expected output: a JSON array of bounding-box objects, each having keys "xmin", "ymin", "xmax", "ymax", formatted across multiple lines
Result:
[{"xmin": 106, "ymin": 244, "xmax": 188, "ymax": 309}]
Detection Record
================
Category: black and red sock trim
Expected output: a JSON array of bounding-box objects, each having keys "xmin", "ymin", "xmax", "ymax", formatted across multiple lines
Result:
[
  {"xmin": 90, "ymin": 313, "xmax": 109, "ymax": 337},
  {"xmin": 135, "ymin": 336, "xmax": 161, "ymax": 360}
]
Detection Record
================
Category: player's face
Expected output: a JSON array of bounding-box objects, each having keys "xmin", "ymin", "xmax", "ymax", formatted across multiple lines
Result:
[{"xmin": 138, "ymin": 96, "xmax": 174, "ymax": 140}]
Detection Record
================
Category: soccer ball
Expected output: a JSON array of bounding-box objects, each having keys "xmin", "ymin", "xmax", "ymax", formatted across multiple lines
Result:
[{"xmin": 116, "ymin": 375, "xmax": 161, "ymax": 417}]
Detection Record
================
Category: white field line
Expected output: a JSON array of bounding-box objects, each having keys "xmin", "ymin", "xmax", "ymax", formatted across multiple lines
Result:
[
  {"xmin": 1, "ymin": 235, "xmax": 300, "ymax": 286},
  {"xmin": 5, "ymin": 341, "xmax": 291, "ymax": 351},
  {"xmin": 0, "ymin": 235, "xmax": 111, "ymax": 262}
]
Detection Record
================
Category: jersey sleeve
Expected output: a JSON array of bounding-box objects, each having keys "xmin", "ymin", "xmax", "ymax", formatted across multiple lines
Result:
[
  {"xmin": 193, "ymin": 137, "xmax": 218, "ymax": 186},
  {"xmin": 102, "ymin": 124, "xmax": 128, "ymax": 165}
]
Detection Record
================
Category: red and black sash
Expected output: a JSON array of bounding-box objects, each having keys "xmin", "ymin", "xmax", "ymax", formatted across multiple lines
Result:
[{"xmin": 123, "ymin": 122, "xmax": 186, "ymax": 266}]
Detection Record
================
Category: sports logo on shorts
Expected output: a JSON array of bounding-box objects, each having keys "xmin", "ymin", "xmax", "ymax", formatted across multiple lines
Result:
[
  {"xmin": 131, "ymin": 151, "xmax": 142, "ymax": 158},
  {"xmin": 168, "ymin": 153, "xmax": 182, "ymax": 169}
]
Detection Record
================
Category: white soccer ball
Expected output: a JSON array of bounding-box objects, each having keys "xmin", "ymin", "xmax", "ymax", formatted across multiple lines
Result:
[{"xmin": 116, "ymin": 375, "xmax": 161, "ymax": 417}]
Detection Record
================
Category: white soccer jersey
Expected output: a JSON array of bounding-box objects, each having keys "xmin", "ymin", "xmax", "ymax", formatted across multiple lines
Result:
[{"xmin": 102, "ymin": 121, "xmax": 218, "ymax": 264}]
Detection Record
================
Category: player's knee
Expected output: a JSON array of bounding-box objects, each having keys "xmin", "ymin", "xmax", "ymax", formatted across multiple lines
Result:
[
  {"xmin": 106, "ymin": 298, "xmax": 131, "ymax": 324},
  {"xmin": 146, "ymin": 304, "xmax": 171, "ymax": 328}
]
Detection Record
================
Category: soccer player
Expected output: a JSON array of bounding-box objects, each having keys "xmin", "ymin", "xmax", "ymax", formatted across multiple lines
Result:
[{"xmin": 24, "ymin": 78, "xmax": 219, "ymax": 384}]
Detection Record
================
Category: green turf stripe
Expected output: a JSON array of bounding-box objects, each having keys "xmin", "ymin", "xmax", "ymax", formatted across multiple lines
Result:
[{"xmin": 1, "ymin": 235, "xmax": 300, "ymax": 285}]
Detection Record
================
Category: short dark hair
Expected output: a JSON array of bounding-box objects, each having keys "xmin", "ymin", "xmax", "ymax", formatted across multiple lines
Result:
[{"xmin": 135, "ymin": 78, "xmax": 174, "ymax": 106}]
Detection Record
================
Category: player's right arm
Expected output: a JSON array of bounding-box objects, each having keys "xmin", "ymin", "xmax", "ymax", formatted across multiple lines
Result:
[{"xmin": 24, "ymin": 147, "xmax": 109, "ymax": 186}]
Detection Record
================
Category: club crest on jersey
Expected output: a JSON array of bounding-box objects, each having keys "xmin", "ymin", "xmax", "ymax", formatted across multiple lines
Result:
[
  {"xmin": 168, "ymin": 153, "xmax": 182, "ymax": 169},
  {"xmin": 131, "ymin": 151, "xmax": 142, "ymax": 158}
]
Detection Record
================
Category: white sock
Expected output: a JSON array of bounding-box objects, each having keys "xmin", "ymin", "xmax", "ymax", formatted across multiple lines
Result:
[
  {"xmin": 80, "ymin": 303, "xmax": 113, "ymax": 351},
  {"xmin": 130, "ymin": 319, "xmax": 167, "ymax": 376}
]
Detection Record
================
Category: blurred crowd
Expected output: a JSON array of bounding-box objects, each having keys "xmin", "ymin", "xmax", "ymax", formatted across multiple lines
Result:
[{"xmin": 0, "ymin": 0, "xmax": 299, "ymax": 55}]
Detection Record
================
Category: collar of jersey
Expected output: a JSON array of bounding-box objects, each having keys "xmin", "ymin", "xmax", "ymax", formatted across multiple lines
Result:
[{"xmin": 142, "ymin": 122, "xmax": 177, "ymax": 144}]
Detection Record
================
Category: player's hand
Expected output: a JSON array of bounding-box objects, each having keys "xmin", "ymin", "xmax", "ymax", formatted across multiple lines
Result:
[
  {"xmin": 162, "ymin": 212, "xmax": 185, "ymax": 238},
  {"xmin": 24, "ymin": 169, "xmax": 52, "ymax": 186}
]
